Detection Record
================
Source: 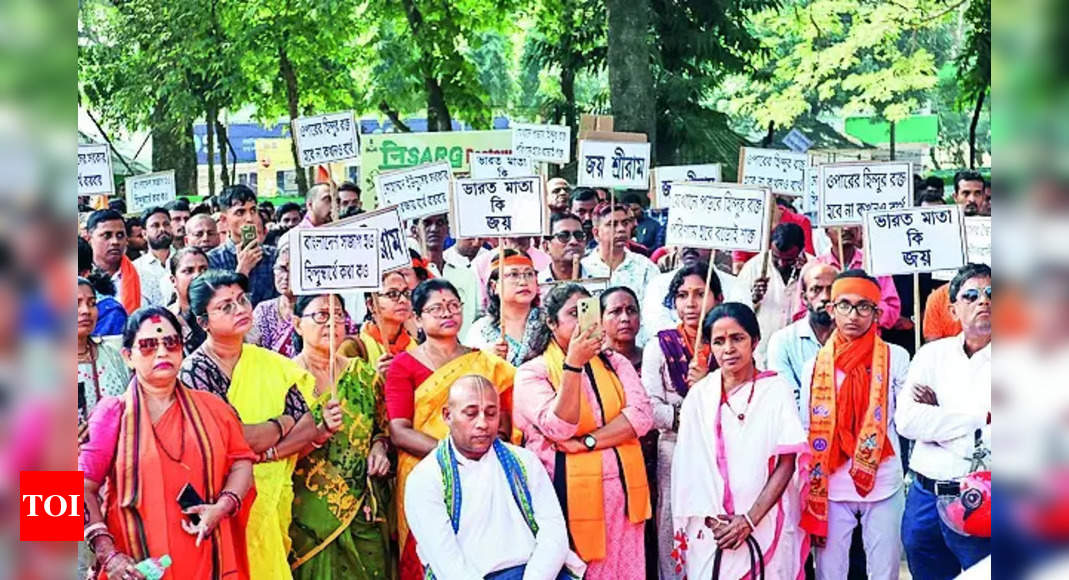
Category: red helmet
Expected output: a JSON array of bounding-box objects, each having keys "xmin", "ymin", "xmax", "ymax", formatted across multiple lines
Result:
[{"xmin": 937, "ymin": 470, "xmax": 991, "ymax": 537}]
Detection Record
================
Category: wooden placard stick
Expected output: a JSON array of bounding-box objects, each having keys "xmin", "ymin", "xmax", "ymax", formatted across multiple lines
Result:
[
  {"xmin": 329, "ymin": 294, "xmax": 337, "ymax": 398},
  {"xmin": 693, "ymin": 261, "xmax": 717, "ymax": 356},
  {"xmin": 572, "ymin": 255, "xmax": 580, "ymax": 280},
  {"xmin": 328, "ymin": 164, "xmax": 339, "ymax": 223},
  {"xmin": 836, "ymin": 227, "xmax": 846, "ymax": 272},
  {"xmin": 498, "ymin": 239, "xmax": 506, "ymax": 331},
  {"xmin": 913, "ymin": 273, "xmax": 922, "ymax": 351},
  {"xmin": 608, "ymin": 191, "xmax": 616, "ymax": 280}
]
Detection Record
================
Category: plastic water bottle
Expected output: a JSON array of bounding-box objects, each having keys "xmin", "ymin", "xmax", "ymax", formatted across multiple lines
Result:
[{"xmin": 134, "ymin": 554, "xmax": 172, "ymax": 580}]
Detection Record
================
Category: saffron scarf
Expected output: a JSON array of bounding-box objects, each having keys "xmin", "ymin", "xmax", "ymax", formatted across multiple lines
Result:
[
  {"xmin": 360, "ymin": 323, "xmax": 415, "ymax": 357},
  {"xmin": 543, "ymin": 341, "xmax": 651, "ymax": 562},
  {"xmin": 801, "ymin": 327, "xmax": 893, "ymax": 537},
  {"xmin": 119, "ymin": 255, "xmax": 142, "ymax": 314}
]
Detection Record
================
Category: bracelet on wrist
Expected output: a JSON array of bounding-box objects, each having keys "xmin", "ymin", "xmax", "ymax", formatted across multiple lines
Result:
[
  {"xmin": 218, "ymin": 490, "xmax": 241, "ymax": 517},
  {"xmin": 268, "ymin": 418, "xmax": 285, "ymax": 443},
  {"xmin": 99, "ymin": 550, "xmax": 120, "ymax": 570},
  {"xmin": 743, "ymin": 512, "xmax": 757, "ymax": 530}
]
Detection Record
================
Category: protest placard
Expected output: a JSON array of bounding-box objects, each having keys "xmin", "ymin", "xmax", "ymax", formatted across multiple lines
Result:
[
  {"xmin": 862, "ymin": 206, "xmax": 966, "ymax": 276},
  {"xmin": 512, "ymin": 123, "xmax": 571, "ymax": 164},
  {"xmin": 292, "ymin": 111, "xmax": 360, "ymax": 166},
  {"xmin": 470, "ymin": 153, "xmax": 536, "ymax": 179},
  {"xmin": 125, "ymin": 170, "xmax": 176, "ymax": 214},
  {"xmin": 361, "ymin": 130, "xmax": 511, "ymax": 205},
  {"xmin": 577, "ymin": 140, "xmax": 651, "ymax": 189},
  {"xmin": 451, "ymin": 176, "xmax": 546, "ymax": 238},
  {"xmin": 376, "ymin": 161, "xmax": 453, "ymax": 221},
  {"xmin": 738, "ymin": 147, "xmax": 807, "ymax": 197},
  {"xmin": 330, "ymin": 205, "xmax": 409, "ymax": 273},
  {"xmin": 818, "ymin": 161, "xmax": 912, "ymax": 227},
  {"xmin": 539, "ymin": 277, "xmax": 610, "ymax": 297},
  {"xmin": 931, "ymin": 216, "xmax": 991, "ymax": 280},
  {"xmin": 290, "ymin": 227, "xmax": 382, "ymax": 295},
  {"xmin": 664, "ymin": 183, "xmax": 772, "ymax": 253},
  {"xmin": 651, "ymin": 163, "xmax": 722, "ymax": 208},
  {"xmin": 77, "ymin": 144, "xmax": 114, "ymax": 196}
]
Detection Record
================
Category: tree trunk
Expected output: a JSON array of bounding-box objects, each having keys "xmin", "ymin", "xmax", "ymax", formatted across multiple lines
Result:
[
  {"xmin": 205, "ymin": 105, "xmax": 216, "ymax": 197},
  {"xmin": 969, "ymin": 88, "xmax": 985, "ymax": 169},
  {"xmin": 606, "ymin": 0, "xmax": 656, "ymax": 158},
  {"xmin": 763, "ymin": 121, "xmax": 775, "ymax": 147},
  {"xmin": 215, "ymin": 118, "xmax": 230, "ymax": 188},
  {"xmin": 889, "ymin": 120, "xmax": 896, "ymax": 161},
  {"xmin": 425, "ymin": 77, "xmax": 452, "ymax": 132},
  {"xmin": 279, "ymin": 45, "xmax": 308, "ymax": 196},
  {"xmin": 151, "ymin": 119, "xmax": 197, "ymax": 197},
  {"xmin": 561, "ymin": 65, "xmax": 576, "ymax": 160}
]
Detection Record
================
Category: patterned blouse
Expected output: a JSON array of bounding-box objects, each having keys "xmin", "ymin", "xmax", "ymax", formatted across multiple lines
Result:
[
  {"xmin": 464, "ymin": 307, "xmax": 542, "ymax": 367},
  {"xmin": 77, "ymin": 339, "xmax": 131, "ymax": 423},
  {"xmin": 178, "ymin": 346, "xmax": 309, "ymax": 422},
  {"xmin": 251, "ymin": 297, "xmax": 296, "ymax": 358}
]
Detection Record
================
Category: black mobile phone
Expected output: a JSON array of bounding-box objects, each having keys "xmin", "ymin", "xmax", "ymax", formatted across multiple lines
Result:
[
  {"xmin": 177, "ymin": 483, "xmax": 205, "ymax": 525},
  {"xmin": 78, "ymin": 382, "xmax": 87, "ymax": 425}
]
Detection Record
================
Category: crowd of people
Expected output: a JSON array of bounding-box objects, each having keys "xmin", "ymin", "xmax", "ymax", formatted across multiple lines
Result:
[{"xmin": 77, "ymin": 170, "xmax": 991, "ymax": 580}]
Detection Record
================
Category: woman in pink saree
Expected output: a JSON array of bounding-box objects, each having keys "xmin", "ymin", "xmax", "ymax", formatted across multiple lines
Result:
[{"xmin": 671, "ymin": 303, "xmax": 809, "ymax": 580}]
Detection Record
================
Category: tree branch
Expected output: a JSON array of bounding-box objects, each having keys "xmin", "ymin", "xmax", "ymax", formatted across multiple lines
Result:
[{"xmin": 378, "ymin": 101, "xmax": 412, "ymax": 132}]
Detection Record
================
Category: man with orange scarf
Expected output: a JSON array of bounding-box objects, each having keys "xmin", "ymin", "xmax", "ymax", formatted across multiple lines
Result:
[
  {"xmin": 799, "ymin": 270, "xmax": 910, "ymax": 580},
  {"xmin": 85, "ymin": 209, "xmax": 143, "ymax": 314}
]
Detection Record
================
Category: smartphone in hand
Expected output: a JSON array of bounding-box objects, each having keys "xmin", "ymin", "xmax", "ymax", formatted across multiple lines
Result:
[
  {"xmin": 577, "ymin": 297, "xmax": 601, "ymax": 337},
  {"xmin": 177, "ymin": 483, "xmax": 205, "ymax": 525},
  {"xmin": 240, "ymin": 224, "xmax": 257, "ymax": 249}
]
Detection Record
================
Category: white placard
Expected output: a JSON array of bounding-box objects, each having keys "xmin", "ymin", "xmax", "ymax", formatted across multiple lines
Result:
[
  {"xmin": 652, "ymin": 163, "xmax": 722, "ymax": 208},
  {"xmin": 862, "ymin": 206, "xmax": 966, "ymax": 276},
  {"xmin": 539, "ymin": 277, "xmax": 610, "ymax": 297},
  {"xmin": 738, "ymin": 147, "xmax": 808, "ymax": 197},
  {"xmin": 819, "ymin": 161, "xmax": 912, "ymax": 227},
  {"xmin": 798, "ymin": 166, "xmax": 819, "ymax": 218},
  {"xmin": 664, "ymin": 183, "xmax": 773, "ymax": 253},
  {"xmin": 77, "ymin": 144, "xmax": 115, "ymax": 196},
  {"xmin": 577, "ymin": 140, "xmax": 651, "ymax": 189},
  {"xmin": 512, "ymin": 123, "xmax": 571, "ymax": 164},
  {"xmin": 292, "ymin": 111, "xmax": 360, "ymax": 166},
  {"xmin": 125, "ymin": 170, "xmax": 176, "ymax": 214},
  {"xmin": 376, "ymin": 161, "xmax": 453, "ymax": 221},
  {"xmin": 470, "ymin": 153, "xmax": 536, "ymax": 179},
  {"xmin": 290, "ymin": 227, "xmax": 382, "ymax": 294},
  {"xmin": 451, "ymin": 176, "xmax": 546, "ymax": 238},
  {"xmin": 965, "ymin": 216, "xmax": 990, "ymax": 265},
  {"xmin": 330, "ymin": 205, "xmax": 409, "ymax": 273}
]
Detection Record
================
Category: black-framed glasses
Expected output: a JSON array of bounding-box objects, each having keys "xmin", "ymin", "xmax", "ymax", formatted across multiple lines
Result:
[
  {"xmin": 379, "ymin": 289, "xmax": 412, "ymax": 302},
  {"xmin": 959, "ymin": 286, "xmax": 992, "ymax": 303},
  {"xmin": 135, "ymin": 335, "xmax": 182, "ymax": 356},
  {"xmin": 833, "ymin": 300, "xmax": 877, "ymax": 317},
  {"xmin": 302, "ymin": 310, "xmax": 346, "ymax": 325},
  {"xmin": 548, "ymin": 230, "xmax": 588, "ymax": 243}
]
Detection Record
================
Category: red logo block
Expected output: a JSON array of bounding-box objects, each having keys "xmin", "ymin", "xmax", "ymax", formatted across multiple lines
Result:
[{"xmin": 19, "ymin": 471, "xmax": 84, "ymax": 541}]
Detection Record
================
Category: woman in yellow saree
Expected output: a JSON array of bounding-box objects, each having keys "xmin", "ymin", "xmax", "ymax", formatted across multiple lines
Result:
[
  {"xmin": 384, "ymin": 278, "xmax": 516, "ymax": 580},
  {"xmin": 179, "ymin": 271, "xmax": 344, "ymax": 580}
]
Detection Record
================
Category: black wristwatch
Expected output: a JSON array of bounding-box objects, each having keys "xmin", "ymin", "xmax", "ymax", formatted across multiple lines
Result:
[
  {"xmin": 582, "ymin": 434, "xmax": 597, "ymax": 451},
  {"xmin": 562, "ymin": 362, "xmax": 583, "ymax": 374}
]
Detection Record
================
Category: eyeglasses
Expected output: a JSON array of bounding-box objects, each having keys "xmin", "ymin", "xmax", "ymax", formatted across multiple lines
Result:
[
  {"xmin": 959, "ymin": 286, "xmax": 992, "ymax": 303},
  {"xmin": 379, "ymin": 289, "xmax": 412, "ymax": 302},
  {"xmin": 548, "ymin": 230, "xmax": 588, "ymax": 243},
  {"xmin": 135, "ymin": 335, "xmax": 182, "ymax": 356},
  {"xmin": 422, "ymin": 302, "xmax": 463, "ymax": 317},
  {"xmin": 503, "ymin": 271, "xmax": 538, "ymax": 282},
  {"xmin": 833, "ymin": 301, "xmax": 877, "ymax": 317},
  {"xmin": 302, "ymin": 310, "xmax": 346, "ymax": 325},
  {"xmin": 211, "ymin": 294, "xmax": 251, "ymax": 316}
]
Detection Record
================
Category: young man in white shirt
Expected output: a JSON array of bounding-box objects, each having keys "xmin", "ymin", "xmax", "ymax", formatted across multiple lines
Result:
[
  {"xmin": 897, "ymin": 263, "xmax": 991, "ymax": 578},
  {"xmin": 799, "ymin": 270, "xmax": 910, "ymax": 580},
  {"xmin": 405, "ymin": 375, "xmax": 581, "ymax": 580},
  {"xmin": 132, "ymin": 207, "xmax": 175, "ymax": 306},
  {"xmin": 581, "ymin": 203, "xmax": 659, "ymax": 307}
]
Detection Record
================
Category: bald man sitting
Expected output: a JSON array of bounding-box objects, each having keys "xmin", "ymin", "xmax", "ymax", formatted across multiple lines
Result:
[{"xmin": 405, "ymin": 375, "xmax": 584, "ymax": 580}]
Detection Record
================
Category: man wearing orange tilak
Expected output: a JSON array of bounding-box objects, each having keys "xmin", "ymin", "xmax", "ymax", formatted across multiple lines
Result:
[{"xmin": 799, "ymin": 269, "xmax": 911, "ymax": 580}]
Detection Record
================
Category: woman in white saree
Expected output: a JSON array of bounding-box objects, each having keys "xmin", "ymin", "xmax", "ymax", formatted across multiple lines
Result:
[{"xmin": 670, "ymin": 302, "xmax": 810, "ymax": 580}]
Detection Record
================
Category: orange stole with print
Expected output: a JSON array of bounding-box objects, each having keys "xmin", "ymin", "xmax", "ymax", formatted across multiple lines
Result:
[
  {"xmin": 543, "ymin": 342, "xmax": 650, "ymax": 561},
  {"xmin": 801, "ymin": 328, "xmax": 893, "ymax": 537}
]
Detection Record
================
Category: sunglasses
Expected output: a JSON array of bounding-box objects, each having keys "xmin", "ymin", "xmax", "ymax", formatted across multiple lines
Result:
[
  {"xmin": 135, "ymin": 335, "xmax": 182, "ymax": 356},
  {"xmin": 959, "ymin": 286, "xmax": 992, "ymax": 303},
  {"xmin": 547, "ymin": 230, "xmax": 588, "ymax": 243}
]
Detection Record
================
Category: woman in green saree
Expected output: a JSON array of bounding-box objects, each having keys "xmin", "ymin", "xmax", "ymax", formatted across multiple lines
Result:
[{"xmin": 290, "ymin": 293, "xmax": 394, "ymax": 579}]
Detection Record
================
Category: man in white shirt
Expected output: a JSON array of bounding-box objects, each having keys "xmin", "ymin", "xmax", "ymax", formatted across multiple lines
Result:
[
  {"xmin": 422, "ymin": 213, "xmax": 482, "ymax": 335},
  {"xmin": 897, "ymin": 263, "xmax": 991, "ymax": 578},
  {"xmin": 405, "ymin": 375, "xmax": 582, "ymax": 580},
  {"xmin": 799, "ymin": 270, "xmax": 909, "ymax": 580},
  {"xmin": 132, "ymin": 207, "xmax": 175, "ymax": 306},
  {"xmin": 729, "ymin": 223, "xmax": 813, "ymax": 367},
  {"xmin": 537, "ymin": 213, "xmax": 589, "ymax": 285},
  {"xmin": 581, "ymin": 203, "xmax": 660, "ymax": 308}
]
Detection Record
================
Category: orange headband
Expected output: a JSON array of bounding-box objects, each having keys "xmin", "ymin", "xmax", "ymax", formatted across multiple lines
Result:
[
  {"xmin": 831, "ymin": 277, "xmax": 881, "ymax": 304},
  {"xmin": 491, "ymin": 254, "xmax": 535, "ymax": 270}
]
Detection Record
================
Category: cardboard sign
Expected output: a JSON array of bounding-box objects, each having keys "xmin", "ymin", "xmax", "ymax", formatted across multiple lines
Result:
[
  {"xmin": 738, "ymin": 147, "xmax": 808, "ymax": 197},
  {"xmin": 651, "ymin": 164, "xmax": 722, "ymax": 208},
  {"xmin": 125, "ymin": 170, "xmax": 177, "ymax": 214},
  {"xmin": 290, "ymin": 227, "xmax": 382, "ymax": 294},
  {"xmin": 799, "ymin": 166, "xmax": 819, "ymax": 219},
  {"xmin": 451, "ymin": 176, "xmax": 546, "ymax": 238},
  {"xmin": 819, "ymin": 161, "xmax": 912, "ymax": 227},
  {"xmin": 539, "ymin": 277, "xmax": 610, "ymax": 297},
  {"xmin": 577, "ymin": 140, "xmax": 651, "ymax": 189},
  {"xmin": 77, "ymin": 144, "xmax": 114, "ymax": 196},
  {"xmin": 664, "ymin": 183, "xmax": 773, "ymax": 253},
  {"xmin": 512, "ymin": 123, "xmax": 571, "ymax": 164},
  {"xmin": 863, "ymin": 206, "xmax": 966, "ymax": 276},
  {"xmin": 965, "ymin": 216, "xmax": 991, "ymax": 265},
  {"xmin": 330, "ymin": 205, "xmax": 409, "ymax": 273},
  {"xmin": 376, "ymin": 161, "xmax": 453, "ymax": 221},
  {"xmin": 292, "ymin": 111, "xmax": 360, "ymax": 166},
  {"xmin": 470, "ymin": 153, "xmax": 536, "ymax": 179}
]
